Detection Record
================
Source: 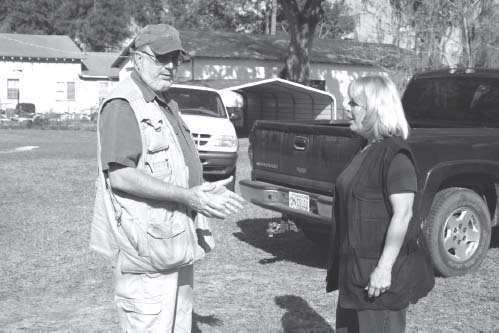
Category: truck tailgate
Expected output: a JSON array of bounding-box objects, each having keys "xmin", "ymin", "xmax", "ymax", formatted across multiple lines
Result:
[{"xmin": 251, "ymin": 121, "xmax": 364, "ymax": 195}]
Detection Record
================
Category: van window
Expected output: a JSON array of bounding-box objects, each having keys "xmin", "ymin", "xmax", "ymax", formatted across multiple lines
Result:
[
  {"xmin": 168, "ymin": 88, "xmax": 227, "ymax": 118},
  {"xmin": 402, "ymin": 77, "xmax": 499, "ymax": 124}
]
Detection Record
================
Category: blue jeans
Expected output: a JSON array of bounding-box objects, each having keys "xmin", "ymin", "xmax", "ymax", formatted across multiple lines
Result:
[{"xmin": 336, "ymin": 304, "xmax": 407, "ymax": 333}]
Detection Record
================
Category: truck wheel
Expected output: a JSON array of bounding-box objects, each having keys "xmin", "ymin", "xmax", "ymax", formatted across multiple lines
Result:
[{"xmin": 424, "ymin": 187, "xmax": 491, "ymax": 277}]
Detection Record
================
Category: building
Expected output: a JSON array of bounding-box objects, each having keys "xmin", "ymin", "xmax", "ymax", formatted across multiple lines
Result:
[
  {"xmin": 79, "ymin": 52, "xmax": 120, "ymax": 114},
  {"xmin": 0, "ymin": 33, "xmax": 83, "ymax": 113},
  {"xmin": 0, "ymin": 33, "xmax": 119, "ymax": 115},
  {"xmin": 112, "ymin": 30, "xmax": 406, "ymax": 115}
]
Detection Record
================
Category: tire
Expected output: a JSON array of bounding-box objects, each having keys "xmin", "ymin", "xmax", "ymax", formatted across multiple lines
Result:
[{"xmin": 424, "ymin": 187, "xmax": 491, "ymax": 277}]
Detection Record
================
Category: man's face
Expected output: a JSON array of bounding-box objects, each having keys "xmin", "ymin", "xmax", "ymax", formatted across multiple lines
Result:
[{"xmin": 134, "ymin": 46, "xmax": 181, "ymax": 93}]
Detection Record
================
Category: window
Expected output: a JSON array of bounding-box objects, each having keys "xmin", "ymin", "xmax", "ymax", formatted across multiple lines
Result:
[
  {"xmin": 67, "ymin": 82, "xmax": 75, "ymax": 101},
  {"xmin": 7, "ymin": 79, "xmax": 19, "ymax": 100},
  {"xmin": 402, "ymin": 77, "xmax": 499, "ymax": 124},
  {"xmin": 309, "ymin": 80, "xmax": 326, "ymax": 91},
  {"xmin": 56, "ymin": 82, "xmax": 65, "ymax": 101},
  {"xmin": 56, "ymin": 81, "xmax": 76, "ymax": 101}
]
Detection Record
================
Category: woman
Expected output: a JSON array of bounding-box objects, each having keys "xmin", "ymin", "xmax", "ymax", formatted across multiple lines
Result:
[{"xmin": 326, "ymin": 75, "xmax": 434, "ymax": 332}]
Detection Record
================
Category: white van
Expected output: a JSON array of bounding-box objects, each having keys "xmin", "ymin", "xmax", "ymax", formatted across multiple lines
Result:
[{"xmin": 169, "ymin": 84, "xmax": 238, "ymax": 190}]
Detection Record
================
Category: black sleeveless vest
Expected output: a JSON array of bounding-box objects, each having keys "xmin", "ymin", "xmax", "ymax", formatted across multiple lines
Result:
[{"xmin": 326, "ymin": 137, "xmax": 434, "ymax": 310}]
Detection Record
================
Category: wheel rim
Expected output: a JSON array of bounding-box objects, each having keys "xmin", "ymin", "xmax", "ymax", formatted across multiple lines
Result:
[{"xmin": 442, "ymin": 207, "xmax": 481, "ymax": 262}]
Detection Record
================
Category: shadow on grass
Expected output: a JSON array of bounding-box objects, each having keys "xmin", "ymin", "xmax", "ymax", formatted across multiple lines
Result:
[
  {"xmin": 192, "ymin": 311, "xmax": 223, "ymax": 333},
  {"xmin": 490, "ymin": 226, "xmax": 499, "ymax": 248},
  {"xmin": 275, "ymin": 295, "xmax": 334, "ymax": 332},
  {"xmin": 234, "ymin": 217, "xmax": 329, "ymax": 268}
]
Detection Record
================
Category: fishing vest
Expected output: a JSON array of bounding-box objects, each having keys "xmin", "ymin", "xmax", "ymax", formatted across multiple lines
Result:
[{"xmin": 90, "ymin": 75, "xmax": 205, "ymax": 273}]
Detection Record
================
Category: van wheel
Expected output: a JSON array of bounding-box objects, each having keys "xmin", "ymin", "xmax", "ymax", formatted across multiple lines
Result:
[{"xmin": 424, "ymin": 187, "xmax": 491, "ymax": 277}]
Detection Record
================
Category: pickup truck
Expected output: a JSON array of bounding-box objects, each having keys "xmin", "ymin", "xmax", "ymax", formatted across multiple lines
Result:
[{"xmin": 240, "ymin": 68, "xmax": 499, "ymax": 277}]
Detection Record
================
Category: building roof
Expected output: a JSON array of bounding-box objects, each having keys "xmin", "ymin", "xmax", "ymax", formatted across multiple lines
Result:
[
  {"xmin": 80, "ymin": 52, "xmax": 120, "ymax": 79},
  {"xmin": 112, "ymin": 30, "xmax": 408, "ymax": 68},
  {"xmin": 0, "ymin": 33, "xmax": 83, "ymax": 60}
]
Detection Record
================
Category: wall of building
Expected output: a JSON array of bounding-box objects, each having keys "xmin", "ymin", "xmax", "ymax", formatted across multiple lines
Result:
[
  {"xmin": 178, "ymin": 58, "xmax": 282, "ymax": 81},
  {"xmin": 78, "ymin": 79, "xmax": 118, "ymax": 114},
  {"xmin": 0, "ymin": 59, "xmax": 116, "ymax": 114},
  {"xmin": 0, "ymin": 59, "xmax": 83, "ymax": 113}
]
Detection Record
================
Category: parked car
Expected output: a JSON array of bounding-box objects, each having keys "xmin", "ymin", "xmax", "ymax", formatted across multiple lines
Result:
[
  {"xmin": 0, "ymin": 113, "xmax": 11, "ymax": 124},
  {"xmin": 240, "ymin": 68, "xmax": 499, "ymax": 277},
  {"xmin": 15, "ymin": 103, "xmax": 36, "ymax": 114}
]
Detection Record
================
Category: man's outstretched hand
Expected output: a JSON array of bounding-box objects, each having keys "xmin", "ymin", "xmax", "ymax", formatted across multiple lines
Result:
[{"xmin": 187, "ymin": 176, "xmax": 245, "ymax": 219}]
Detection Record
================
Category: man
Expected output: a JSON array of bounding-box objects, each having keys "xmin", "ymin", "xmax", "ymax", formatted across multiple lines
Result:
[{"xmin": 90, "ymin": 24, "xmax": 244, "ymax": 332}]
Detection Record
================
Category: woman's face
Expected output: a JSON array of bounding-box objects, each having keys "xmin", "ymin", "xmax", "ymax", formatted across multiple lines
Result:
[{"xmin": 345, "ymin": 98, "xmax": 366, "ymax": 135}]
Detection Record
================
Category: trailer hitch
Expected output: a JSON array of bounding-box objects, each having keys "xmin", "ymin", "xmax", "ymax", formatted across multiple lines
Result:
[{"xmin": 266, "ymin": 216, "xmax": 298, "ymax": 237}]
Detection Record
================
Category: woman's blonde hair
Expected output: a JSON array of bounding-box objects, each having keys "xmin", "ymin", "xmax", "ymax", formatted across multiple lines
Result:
[{"xmin": 348, "ymin": 75, "xmax": 409, "ymax": 140}]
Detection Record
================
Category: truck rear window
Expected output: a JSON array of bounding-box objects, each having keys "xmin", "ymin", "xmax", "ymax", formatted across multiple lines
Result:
[{"xmin": 402, "ymin": 77, "xmax": 499, "ymax": 124}]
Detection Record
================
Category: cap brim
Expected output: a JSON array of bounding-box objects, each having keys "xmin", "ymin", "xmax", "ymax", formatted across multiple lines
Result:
[{"xmin": 149, "ymin": 39, "xmax": 186, "ymax": 55}]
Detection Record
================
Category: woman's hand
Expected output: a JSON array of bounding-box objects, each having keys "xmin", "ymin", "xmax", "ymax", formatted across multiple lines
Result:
[{"xmin": 365, "ymin": 265, "xmax": 392, "ymax": 298}]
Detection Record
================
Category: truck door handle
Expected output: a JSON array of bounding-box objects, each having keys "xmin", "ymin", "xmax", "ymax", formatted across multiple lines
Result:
[{"xmin": 293, "ymin": 136, "xmax": 309, "ymax": 151}]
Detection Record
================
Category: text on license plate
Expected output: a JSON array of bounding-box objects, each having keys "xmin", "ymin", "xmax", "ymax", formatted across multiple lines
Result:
[{"xmin": 289, "ymin": 191, "xmax": 310, "ymax": 212}]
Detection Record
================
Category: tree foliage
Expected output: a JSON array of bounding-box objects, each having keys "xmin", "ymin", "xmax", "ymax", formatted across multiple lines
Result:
[
  {"xmin": 317, "ymin": 0, "xmax": 355, "ymax": 39},
  {"xmin": 387, "ymin": 0, "xmax": 499, "ymax": 69}
]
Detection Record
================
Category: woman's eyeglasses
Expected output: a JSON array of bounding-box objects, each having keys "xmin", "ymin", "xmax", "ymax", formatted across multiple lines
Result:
[
  {"xmin": 348, "ymin": 100, "xmax": 360, "ymax": 107},
  {"xmin": 138, "ymin": 50, "xmax": 182, "ymax": 66}
]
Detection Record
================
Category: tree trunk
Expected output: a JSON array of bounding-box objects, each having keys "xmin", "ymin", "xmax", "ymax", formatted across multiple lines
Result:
[
  {"xmin": 279, "ymin": 0, "xmax": 323, "ymax": 85},
  {"xmin": 271, "ymin": 0, "xmax": 277, "ymax": 35}
]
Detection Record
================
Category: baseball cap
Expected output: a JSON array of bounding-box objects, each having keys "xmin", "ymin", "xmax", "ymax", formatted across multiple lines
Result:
[{"xmin": 133, "ymin": 24, "xmax": 186, "ymax": 56}]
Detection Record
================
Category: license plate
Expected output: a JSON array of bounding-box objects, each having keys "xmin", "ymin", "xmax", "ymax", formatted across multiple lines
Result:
[{"xmin": 289, "ymin": 191, "xmax": 310, "ymax": 212}]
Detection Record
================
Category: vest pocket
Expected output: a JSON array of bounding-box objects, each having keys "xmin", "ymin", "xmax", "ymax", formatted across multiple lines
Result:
[
  {"xmin": 350, "ymin": 252, "xmax": 378, "ymax": 287},
  {"xmin": 353, "ymin": 189, "xmax": 390, "ymax": 220},
  {"xmin": 356, "ymin": 218, "xmax": 387, "ymax": 257},
  {"xmin": 145, "ymin": 218, "xmax": 194, "ymax": 271},
  {"xmin": 119, "ymin": 217, "xmax": 149, "ymax": 258},
  {"xmin": 143, "ymin": 119, "xmax": 169, "ymax": 153},
  {"xmin": 352, "ymin": 189, "xmax": 390, "ymax": 257}
]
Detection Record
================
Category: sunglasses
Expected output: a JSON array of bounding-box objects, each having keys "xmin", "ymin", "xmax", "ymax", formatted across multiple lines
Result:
[
  {"xmin": 138, "ymin": 51, "xmax": 182, "ymax": 66},
  {"xmin": 348, "ymin": 100, "xmax": 360, "ymax": 107}
]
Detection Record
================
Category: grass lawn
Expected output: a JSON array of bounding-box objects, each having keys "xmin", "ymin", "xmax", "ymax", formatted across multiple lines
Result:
[{"xmin": 0, "ymin": 129, "xmax": 498, "ymax": 332}]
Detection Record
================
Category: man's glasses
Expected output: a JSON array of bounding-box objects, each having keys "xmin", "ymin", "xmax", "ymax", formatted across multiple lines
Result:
[
  {"xmin": 138, "ymin": 50, "xmax": 182, "ymax": 66},
  {"xmin": 348, "ymin": 100, "xmax": 360, "ymax": 107}
]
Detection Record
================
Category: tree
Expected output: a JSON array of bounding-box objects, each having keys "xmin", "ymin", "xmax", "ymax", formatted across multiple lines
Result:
[
  {"xmin": 78, "ymin": 0, "xmax": 131, "ymax": 51},
  {"xmin": 317, "ymin": 0, "xmax": 355, "ymax": 39},
  {"xmin": 1, "ymin": 0, "xmax": 60, "ymax": 34},
  {"xmin": 386, "ymin": 0, "xmax": 499, "ymax": 69},
  {"xmin": 279, "ymin": 0, "xmax": 324, "ymax": 84},
  {"xmin": 52, "ymin": 0, "xmax": 95, "ymax": 47},
  {"xmin": 128, "ymin": 0, "xmax": 167, "ymax": 27}
]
